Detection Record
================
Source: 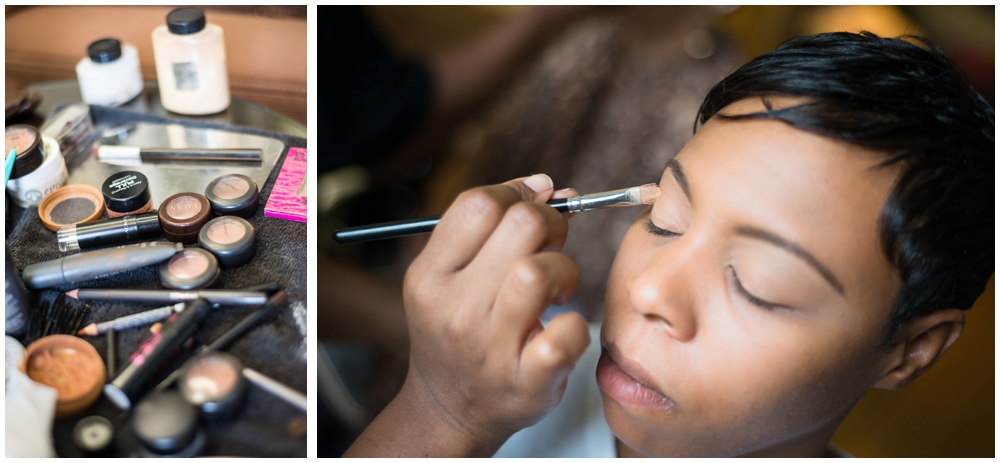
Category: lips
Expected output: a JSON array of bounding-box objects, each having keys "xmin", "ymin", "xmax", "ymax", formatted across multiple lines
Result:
[{"xmin": 596, "ymin": 343, "xmax": 675, "ymax": 410}]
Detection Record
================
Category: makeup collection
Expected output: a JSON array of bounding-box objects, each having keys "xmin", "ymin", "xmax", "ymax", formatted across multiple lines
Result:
[{"xmin": 7, "ymin": 124, "xmax": 305, "ymax": 457}]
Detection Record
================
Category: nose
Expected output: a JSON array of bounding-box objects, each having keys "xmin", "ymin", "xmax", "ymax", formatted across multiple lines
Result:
[{"xmin": 627, "ymin": 242, "xmax": 699, "ymax": 342}]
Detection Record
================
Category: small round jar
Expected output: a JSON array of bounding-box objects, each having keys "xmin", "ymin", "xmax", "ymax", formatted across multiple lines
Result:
[
  {"xmin": 5, "ymin": 125, "xmax": 44, "ymax": 178},
  {"xmin": 6, "ymin": 135, "xmax": 68, "ymax": 207},
  {"xmin": 38, "ymin": 184, "xmax": 105, "ymax": 231},
  {"xmin": 204, "ymin": 174, "xmax": 259, "ymax": 218},
  {"xmin": 198, "ymin": 216, "xmax": 256, "ymax": 268},
  {"xmin": 159, "ymin": 247, "xmax": 219, "ymax": 290},
  {"xmin": 179, "ymin": 353, "xmax": 246, "ymax": 422},
  {"xmin": 158, "ymin": 192, "xmax": 211, "ymax": 244},
  {"xmin": 20, "ymin": 335, "xmax": 106, "ymax": 419},
  {"xmin": 72, "ymin": 415, "xmax": 115, "ymax": 457},
  {"xmin": 102, "ymin": 170, "xmax": 152, "ymax": 218},
  {"xmin": 132, "ymin": 390, "xmax": 206, "ymax": 458}
]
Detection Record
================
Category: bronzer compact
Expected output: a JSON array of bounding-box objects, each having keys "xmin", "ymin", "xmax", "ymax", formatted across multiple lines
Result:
[
  {"xmin": 198, "ymin": 216, "xmax": 255, "ymax": 268},
  {"xmin": 158, "ymin": 192, "xmax": 211, "ymax": 244},
  {"xmin": 204, "ymin": 174, "xmax": 259, "ymax": 219},
  {"xmin": 159, "ymin": 248, "xmax": 219, "ymax": 290}
]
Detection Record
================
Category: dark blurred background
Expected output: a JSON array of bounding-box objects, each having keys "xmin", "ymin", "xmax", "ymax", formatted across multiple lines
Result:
[{"xmin": 317, "ymin": 6, "xmax": 993, "ymax": 457}]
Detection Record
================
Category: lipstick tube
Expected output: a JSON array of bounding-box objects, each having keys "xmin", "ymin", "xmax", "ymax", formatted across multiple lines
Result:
[
  {"xmin": 57, "ymin": 212, "xmax": 162, "ymax": 252},
  {"xmin": 104, "ymin": 298, "xmax": 211, "ymax": 410}
]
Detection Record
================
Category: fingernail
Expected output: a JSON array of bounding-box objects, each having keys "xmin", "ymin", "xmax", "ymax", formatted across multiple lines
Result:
[
  {"xmin": 556, "ymin": 188, "xmax": 574, "ymax": 193},
  {"xmin": 524, "ymin": 174, "xmax": 553, "ymax": 193}
]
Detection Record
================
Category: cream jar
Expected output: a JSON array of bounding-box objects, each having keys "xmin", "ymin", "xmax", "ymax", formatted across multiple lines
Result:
[
  {"xmin": 6, "ymin": 135, "xmax": 68, "ymax": 207},
  {"xmin": 76, "ymin": 38, "xmax": 144, "ymax": 107},
  {"xmin": 151, "ymin": 8, "xmax": 230, "ymax": 115}
]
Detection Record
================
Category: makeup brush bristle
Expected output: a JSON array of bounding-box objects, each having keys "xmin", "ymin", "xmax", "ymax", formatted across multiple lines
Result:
[{"xmin": 639, "ymin": 183, "xmax": 661, "ymax": 204}]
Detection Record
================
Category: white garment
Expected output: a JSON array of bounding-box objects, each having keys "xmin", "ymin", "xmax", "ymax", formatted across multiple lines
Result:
[{"xmin": 494, "ymin": 323, "xmax": 615, "ymax": 458}]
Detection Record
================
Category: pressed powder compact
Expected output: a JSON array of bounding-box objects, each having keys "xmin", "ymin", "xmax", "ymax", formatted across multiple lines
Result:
[
  {"xmin": 179, "ymin": 353, "xmax": 246, "ymax": 421},
  {"xmin": 132, "ymin": 390, "xmax": 206, "ymax": 458},
  {"xmin": 73, "ymin": 415, "xmax": 115, "ymax": 457},
  {"xmin": 6, "ymin": 125, "xmax": 44, "ymax": 178},
  {"xmin": 204, "ymin": 173, "xmax": 259, "ymax": 218},
  {"xmin": 19, "ymin": 335, "xmax": 106, "ymax": 418},
  {"xmin": 159, "ymin": 247, "xmax": 219, "ymax": 290},
  {"xmin": 102, "ymin": 171, "xmax": 153, "ymax": 218},
  {"xmin": 159, "ymin": 192, "xmax": 211, "ymax": 244},
  {"xmin": 198, "ymin": 216, "xmax": 256, "ymax": 268},
  {"xmin": 38, "ymin": 184, "xmax": 104, "ymax": 231}
]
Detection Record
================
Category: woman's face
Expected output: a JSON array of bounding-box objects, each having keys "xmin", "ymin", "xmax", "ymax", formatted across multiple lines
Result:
[{"xmin": 600, "ymin": 97, "xmax": 902, "ymax": 456}]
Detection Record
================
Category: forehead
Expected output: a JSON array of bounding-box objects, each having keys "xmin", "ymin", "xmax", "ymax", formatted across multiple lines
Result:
[{"xmin": 666, "ymin": 97, "xmax": 900, "ymax": 302}]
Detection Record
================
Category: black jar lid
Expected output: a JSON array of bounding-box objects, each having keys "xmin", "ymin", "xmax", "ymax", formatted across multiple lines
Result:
[
  {"xmin": 198, "ymin": 216, "xmax": 256, "ymax": 268},
  {"xmin": 87, "ymin": 38, "xmax": 122, "ymax": 63},
  {"xmin": 167, "ymin": 8, "xmax": 206, "ymax": 35},
  {"xmin": 132, "ymin": 391, "xmax": 203, "ymax": 456},
  {"xmin": 205, "ymin": 174, "xmax": 259, "ymax": 219},
  {"xmin": 102, "ymin": 171, "xmax": 151, "ymax": 214},
  {"xmin": 159, "ymin": 247, "xmax": 219, "ymax": 290},
  {"xmin": 5, "ymin": 125, "xmax": 45, "ymax": 179},
  {"xmin": 72, "ymin": 415, "xmax": 115, "ymax": 457}
]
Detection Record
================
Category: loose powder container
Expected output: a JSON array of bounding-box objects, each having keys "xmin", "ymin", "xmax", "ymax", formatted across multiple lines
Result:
[
  {"xmin": 179, "ymin": 353, "xmax": 246, "ymax": 422},
  {"xmin": 158, "ymin": 192, "xmax": 211, "ymax": 244},
  {"xmin": 38, "ymin": 184, "xmax": 105, "ymax": 231},
  {"xmin": 72, "ymin": 415, "xmax": 115, "ymax": 457},
  {"xmin": 5, "ymin": 125, "xmax": 44, "ymax": 179},
  {"xmin": 102, "ymin": 170, "xmax": 152, "ymax": 218},
  {"xmin": 205, "ymin": 173, "xmax": 259, "ymax": 218},
  {"xmin": 159, "ymin": 247, "xmax": 219, "ymax": 290},
  {"xmin": 198, "ymin": 216, "xmax": 256, "ymax": 268},
  {"xmin": 6, "ymin": 135, "xmax": 68, "ymax": 207},
  {"xmin": 20, "ymin": 335, "xmax": 106, "ymax": 419},
  {"xmin": 132, "ymin": 390, "xmax": 206, "ymax": 458}
]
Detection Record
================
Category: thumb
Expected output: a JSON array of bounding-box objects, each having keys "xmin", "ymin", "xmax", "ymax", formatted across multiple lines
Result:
[{"xmin": 503, "ymin": 173, "xmax": 555, "ymax": 204}]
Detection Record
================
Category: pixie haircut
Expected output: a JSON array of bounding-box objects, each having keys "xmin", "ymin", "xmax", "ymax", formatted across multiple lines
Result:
[{"xmin": 695, "ymin": 31, "xmax": 994, "ymax": 335}]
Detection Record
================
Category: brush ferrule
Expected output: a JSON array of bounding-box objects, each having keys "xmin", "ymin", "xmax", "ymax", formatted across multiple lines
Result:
[{"xmin": 564, "ymin": 187, "xmax": 642, "ymax": 213}]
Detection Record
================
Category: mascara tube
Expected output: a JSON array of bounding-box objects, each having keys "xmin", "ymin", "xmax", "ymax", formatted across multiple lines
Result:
[
  {"xmin": 57, "ymin": 212, "xmax": 162, "ymax": 252},
  {"xmin": 104, "ymin": 299, "xmax": 211, "ymax": 410}
]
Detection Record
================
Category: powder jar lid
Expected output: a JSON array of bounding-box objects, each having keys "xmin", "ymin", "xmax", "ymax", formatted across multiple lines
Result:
[
  {"xmin": 5, "ymin": 125, "xmax": 45, "ymax": 179},
  {"xmin": 72, "ymin": 415, "xmax": 115, "ymax": 457},
  {"xmin": 158, "ymin": 192, "xmax": 212, "ymax": 236},
  {"xmin": 102, "ymin": 171, "xmax": 151, "ymax": 214},
  {"xmin": 204, "ymin": 174, "xmax": 259, "ymax": 219},
  {"xmin": 198, "ymin": 216, "xmax": 256, "ymax": 268},
  {"xmin": 159, "ymin": 247, "xmax": 219, "ymax": 290},
  {"xmin": 132, "ymin": 390, "xmax": 205, "ymax": 457},
  {"xmin": 38, "ymin": 184, "xmax": 105, "ymax": 231},
  {"xmin": 178, "ymin": 352, "xmax": 246, "ymax": 422}
]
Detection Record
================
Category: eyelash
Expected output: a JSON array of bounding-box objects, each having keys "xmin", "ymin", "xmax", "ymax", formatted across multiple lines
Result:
[
  {"xmin": 644, "ymin": 218, "xmax": 680, "ymax": 237},
  {"xmin": 729, "ymin": 266, "xmax": 782, "ymax": 310}
]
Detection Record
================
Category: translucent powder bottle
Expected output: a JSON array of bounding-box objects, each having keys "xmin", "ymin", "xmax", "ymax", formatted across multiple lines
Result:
[{"xmin": 151, "ymin": 8, "xmax": 230, "ymax": 115}]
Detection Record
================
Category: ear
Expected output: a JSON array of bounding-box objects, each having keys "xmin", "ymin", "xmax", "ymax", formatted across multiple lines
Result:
[{"xmin": 872, "ymin": 309, "xmax": 965, "ymax": 390}]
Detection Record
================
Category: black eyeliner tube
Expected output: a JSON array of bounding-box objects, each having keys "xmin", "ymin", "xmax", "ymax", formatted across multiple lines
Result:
[
  {"xmin": 104, "ymin": 298, "xmax": 212, "ymax": 410},
  {"xmin": 57, "ymin": 212, "xmax": 162, "ymax": 252}
]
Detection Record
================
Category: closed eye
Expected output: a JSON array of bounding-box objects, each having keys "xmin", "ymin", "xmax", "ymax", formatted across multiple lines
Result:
[
  {"xmin": 728, "ymin": 266, "xmax": 785, "ymax": 310},
  {"xmin": 644, "ymin": 218, "xmax": 681, "ymax": 237}
]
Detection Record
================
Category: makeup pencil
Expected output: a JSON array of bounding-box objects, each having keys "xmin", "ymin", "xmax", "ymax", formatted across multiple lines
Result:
[
  {"xmin": 333, "ymin": 183, "xmax": 662, "ymax": 244},
  {"xmin": 66, "ymin": 288, "xmax": 269, "ymax": 306}
]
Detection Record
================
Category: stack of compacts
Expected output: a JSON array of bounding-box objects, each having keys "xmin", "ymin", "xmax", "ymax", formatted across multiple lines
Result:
[{"xmin": 14, "ymin": 168, "xmax": 306, "ymax": 458}]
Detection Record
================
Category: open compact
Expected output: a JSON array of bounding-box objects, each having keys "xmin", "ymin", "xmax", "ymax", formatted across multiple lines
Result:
[
  {"xmin": 159, "ymin": 247, "xmax": 219, "ymax": 290},
  {"xmin": 179, "ymin": 353, "xmax": 247, "ymax": 422},
  {"xmin": 6, "ymin": 125, "xmax": 44, "ymax": 178},
  {"xmin": 38, "ymin": 184, "xmax": 105, "ymax": 231},
  {"xmin": 198, "ymin": 216, "xmax": 256, "ymax": 268},
  {"xmin": 19, "ymin": 335, "xmax": 106, "ymax": 418},
  {"xmin": 158, "ymin": 192, "xmax": 211, "ymax": 244},
  {"xmin": 205, "ymin": 174, "xmax": 259, "ymax": 219}
]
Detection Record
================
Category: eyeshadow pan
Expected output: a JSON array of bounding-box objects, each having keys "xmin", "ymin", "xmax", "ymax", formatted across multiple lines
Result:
[
  {"xmin": 206, "ymin": 217, "xmax": 245, "ymax": 244},
  {"xmin": 198, "ymin": 216, "xmax": 255, "ymax": 268},
  {"xmin": 158, "ymin": 192, "xmax": 211, "ymax": 244},
  {"xmin": 159, "ymin": 248, "xmax": 219, "ymax": 290},
  {"xmin": 204, "ymin": 174, "xmax": 259, "ymax": 219},
  {"xmin": 167, "ymin": 196, "xmax": 203, "ymax": 220},
  {"xmin": 5, "ymin": 126, "xmax": 36, "ymax": 154},
  {"xmin": 212, "ymin": 176, "xmax": 250, "ymax": 199},
  {"xmin": 179, "ymin": 353, "xmax": 246, "ymax": 422}
]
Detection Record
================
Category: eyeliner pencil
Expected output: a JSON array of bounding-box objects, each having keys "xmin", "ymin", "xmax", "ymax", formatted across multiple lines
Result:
[{"xmin": 333, "ymin": 184, "xmax": 661, "ymax": 244}]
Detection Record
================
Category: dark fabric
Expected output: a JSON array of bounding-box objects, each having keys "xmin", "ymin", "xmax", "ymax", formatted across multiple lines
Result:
[
  {"xmin": 317, "ymin": 5, "xmax": 433, "ymax": 174},
  {"xmin": 5, "ymin": 105, "xmax": 307, "ymax": 457}
]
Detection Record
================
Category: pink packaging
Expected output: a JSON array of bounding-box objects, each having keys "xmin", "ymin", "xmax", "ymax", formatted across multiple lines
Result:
[{"xmin": 265, "ymin": 147, "xmax": 307, "ymax": 222}]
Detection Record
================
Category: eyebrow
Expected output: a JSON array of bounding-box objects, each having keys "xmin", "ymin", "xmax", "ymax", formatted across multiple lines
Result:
[
  {"xmin": 734, "ymin": 225, "xmax": 846, "ymax": 295},
  {"xmin": 666, "ymin": 158, "xmax": 693, "ymax": 204}
]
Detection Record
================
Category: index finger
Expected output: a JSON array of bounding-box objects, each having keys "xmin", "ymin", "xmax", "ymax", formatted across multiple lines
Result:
[{"xmin": 424, "ymin": 174, "xmax": 556, "ymax": 272}]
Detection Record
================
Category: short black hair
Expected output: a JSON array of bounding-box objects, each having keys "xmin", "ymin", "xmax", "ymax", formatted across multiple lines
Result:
[{"xmin": 695, "ymin": 31, "xmax": 994, "ymax": 335}]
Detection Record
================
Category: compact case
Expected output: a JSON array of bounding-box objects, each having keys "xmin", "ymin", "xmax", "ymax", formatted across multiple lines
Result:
[
  {"xmin": 197, "ymin": 216, "xmax": 256, "ymax": 268},
  {"xmin": 159, "ymin": 247, "xmax": 219, "ymax": 290},
  {"xmin": 158, "ymin": 192, "xmax": 212, "ymax": 244},
  {"xmin": 178, "ymin": 353, "xmax": 247, "ymax": 422},
  {"xmin": 5, "ymin": 125, "xmax": 44, "ymax": 178},
  {"xmin": 204, "ymin": 173, "xmax": 259, "ymax": 218},
  {"xmin": 132, "ymin": 390, "xmax": 206, "ymax": 458}
]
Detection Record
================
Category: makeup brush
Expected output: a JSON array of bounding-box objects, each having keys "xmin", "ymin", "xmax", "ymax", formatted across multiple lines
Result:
[{"xmin": 333, "ymin": 183, "xmax": 662, "ymax": 244}]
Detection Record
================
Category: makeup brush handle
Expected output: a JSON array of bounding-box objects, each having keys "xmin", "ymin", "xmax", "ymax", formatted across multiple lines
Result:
[{"xmin": 333, "ymin": 215, "xmax": 443, "ymax": 244}]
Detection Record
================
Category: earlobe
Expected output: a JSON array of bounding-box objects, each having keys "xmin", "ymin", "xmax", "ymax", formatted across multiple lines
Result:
[{"xmin": 871, "ymin": 309, "xmax": 965, "ymax": 390}]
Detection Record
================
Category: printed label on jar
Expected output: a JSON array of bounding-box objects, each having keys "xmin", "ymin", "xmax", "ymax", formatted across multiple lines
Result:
[
  {"xmin": 172, "ymin": 62, "xmax": 200, "ymax": 91},
  {"xmin": 108, "ymin": 175, "xmax": 143, "ymax": 195}
]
